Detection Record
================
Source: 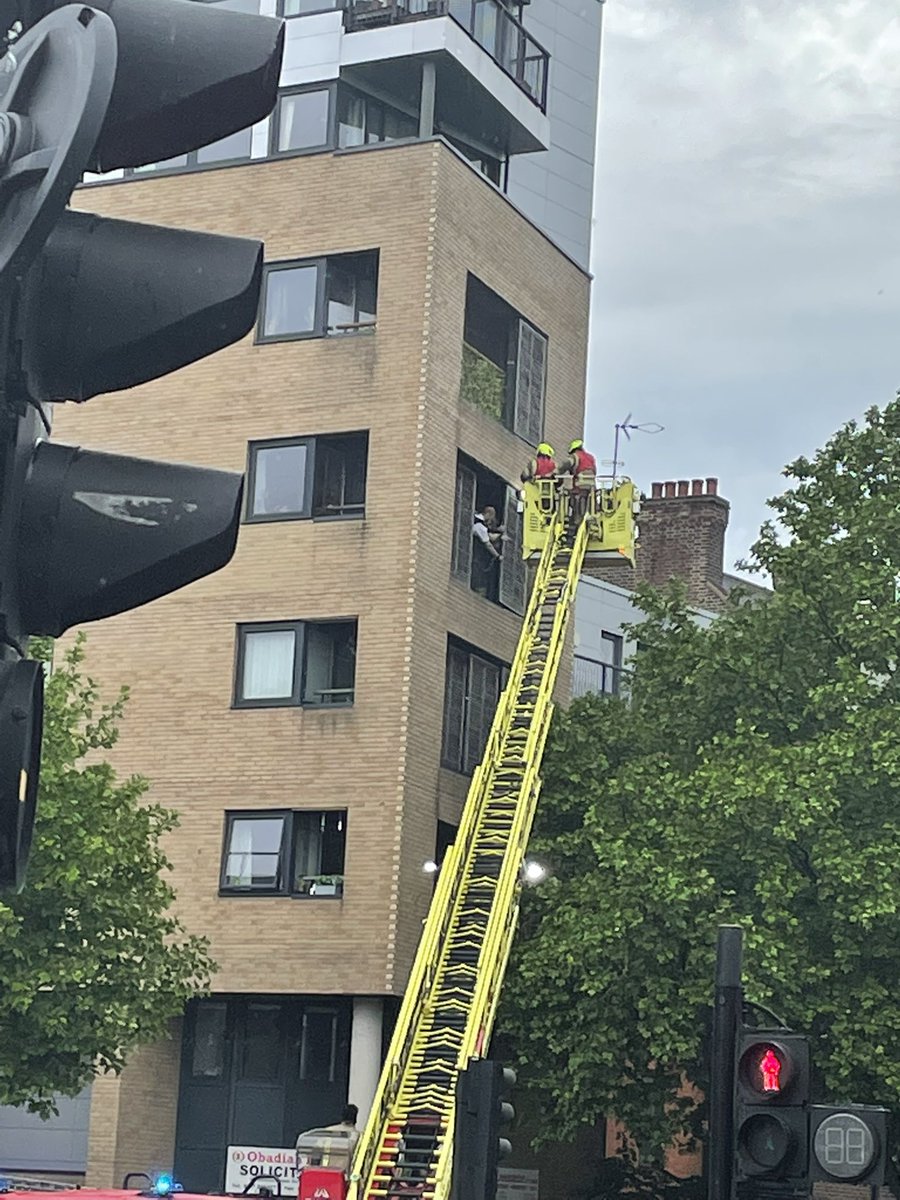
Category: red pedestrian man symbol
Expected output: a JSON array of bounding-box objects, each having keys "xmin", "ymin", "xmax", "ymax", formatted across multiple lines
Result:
[{"xmin": 760, "ymin": 1048, "xmax": 782, "ymax": 1093}]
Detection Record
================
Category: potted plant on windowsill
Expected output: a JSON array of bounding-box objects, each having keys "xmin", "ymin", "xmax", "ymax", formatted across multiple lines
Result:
[{"xmin": 303, "ymin": 875, "xmax": 344, "ymax": 898}]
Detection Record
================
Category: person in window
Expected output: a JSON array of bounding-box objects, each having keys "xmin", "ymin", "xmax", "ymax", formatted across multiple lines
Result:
[
  {"xmin": 482, "ymin": 506, "xmax": 505, "ymax": 552},
  {"xmin": 472, "ymin": 509, "xmax": 502, "ymax": 599},
  {"xmin": 561, "ymin": 438, "xmax": 597, "ymax": 523}
]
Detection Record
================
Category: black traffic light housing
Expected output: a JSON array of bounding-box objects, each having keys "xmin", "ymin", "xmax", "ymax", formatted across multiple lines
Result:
[
  {"xmin": 734, "ymin": 1031, "xmax": 810, "ymax": 1185},
  {"xmin": 453, "ymin": 1058, "xmax": 516, "ymax": 1200},
  {"xmin": 0, "ymin": 0, "xmax": 284, "ymax": 891},
  {"xmin": 809, "ymin": 1104, "xmax": 888, "ymax": 1188}
]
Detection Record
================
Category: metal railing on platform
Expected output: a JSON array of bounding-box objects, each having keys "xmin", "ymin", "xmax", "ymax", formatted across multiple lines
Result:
[{"xmin": 343, "ymin": 0, "xmax": 549, "ymax": 110}]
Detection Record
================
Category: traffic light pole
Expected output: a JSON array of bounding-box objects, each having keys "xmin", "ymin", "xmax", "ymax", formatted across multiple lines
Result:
[{"xmin": 708, "ymin": 925, "xmax": 743, "ymax": 1200}]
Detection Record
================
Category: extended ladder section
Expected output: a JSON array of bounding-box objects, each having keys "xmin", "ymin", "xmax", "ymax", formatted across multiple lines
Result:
[{"xmin": 349, "ymin": 504, "xmax": 590, "ymax": 1200}]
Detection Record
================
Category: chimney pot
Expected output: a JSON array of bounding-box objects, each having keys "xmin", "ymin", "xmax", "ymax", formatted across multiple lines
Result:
[
  {"xmin": 677, "ymin": 480, "xmax": 689, "ymax": 497},
  {"xmin": 691, "ymin": 479, "xmax": 703, "ymax": 496},
  {"xmin": 664, "ymin": 481, "xmax": 676, "ymax": 498},
  {"xmin": 651, "ymin": 482, "xmax": 663, "ymax": 499},
  {"xmin": 706, "ymin": 477, "xmax": 718, "ymax": 495}
]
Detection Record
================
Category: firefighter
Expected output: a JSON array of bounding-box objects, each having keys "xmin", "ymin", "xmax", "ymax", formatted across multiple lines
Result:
[
  {"xmin": 520, "ymin": 442, "xmax": 557, "ymax": 483},
  {"xmin": 562, "ymin": 438, "xmax": 597, "ymax": 522}
]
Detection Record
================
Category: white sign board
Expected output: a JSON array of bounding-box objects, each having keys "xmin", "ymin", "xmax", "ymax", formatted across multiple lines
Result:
[
  {"xmin": 497, "ymin": 1167, "xmax": 539, "ymax": 1200},
  {"xmin": 224, "ymin": 1147, "xmax": 538, "ymax": 1200},
  {"xmin": 226, "ymin": 1146, "xmax": 300, "ymax": 1196}
]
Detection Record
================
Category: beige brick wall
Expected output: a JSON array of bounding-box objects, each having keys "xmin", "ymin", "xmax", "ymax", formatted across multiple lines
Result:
[
  {"xmin": 57, "ymin": 138, "xmax": 589, "ymax": 1168},
  {"xmin": 61, "ymin": 140, "xmax": 588, "ymax": 998},
  {"xmin": 86, "ymin": 1022, "xmax": 181, "ymax": 1187}
]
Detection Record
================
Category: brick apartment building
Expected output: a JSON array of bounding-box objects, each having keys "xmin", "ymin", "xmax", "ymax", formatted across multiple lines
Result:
[{"xmin": 0, "ymin": 0, "xmax": 606, "ymax": 1188}]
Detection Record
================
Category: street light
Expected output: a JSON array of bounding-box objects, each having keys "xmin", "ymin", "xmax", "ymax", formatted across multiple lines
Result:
[{"xmin": 522, "ymin": 859, "xmax": 548, "ymax": 885}]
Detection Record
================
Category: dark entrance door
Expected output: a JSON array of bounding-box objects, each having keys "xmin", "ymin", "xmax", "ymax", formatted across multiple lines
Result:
[{"xmin": 174, "ymin": 996, "xmax": 351, "ymax": 1193}]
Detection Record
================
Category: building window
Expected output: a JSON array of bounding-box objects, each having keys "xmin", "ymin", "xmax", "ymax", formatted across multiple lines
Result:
[
  {"xmin": 221, "ymin": 809, "xmax": 347, "ymax": 896},
  {"xmin": 300, "ymin": 1008, "xmax": 339, "ymax": 1081},
  {"xmin": 260, "ymin": 262, "xmax": 319, "ymax": 339},
  {"xmin": 278, "ymin": 0, "xmax": 340, "ymax": 14},
  {"xmin": 435, "ymin": 820, "xmax": 457, "ymax": 869},
  {"xmin": 258, "ymin": 252, "xmax": 379, "ymax": 342},
  {"xmin": 573, "ymin": 632, "xmax": 625, "ymax": 698},
  {"xmin": 460, "ymin": 274, "xmax": 547, "ymax": 444},
  {"xmin": 246, "ymin": 432, "xmax": 368, "ymax": 522},
  {"xmin": 441, "ymin": 130, "xmax": 504, "ymax": 187},
  {"xmin": 325, "ymin": 253, "xmax": 378, "ymax": 334},
  {"xmin": 201, "ymin": 0, "xmax": 261, "ymax": 10},
  {"xmin": 271, "ymin": 87, "xmax": 333, "ymax": 155},
  {"xmin": 128, "ymin": 127, "xmax": 253, "ymax": 175},
  {"xmin": 192, "ymin": 1002, "xmax": 227, "ymax": 1078},
  {"xmin": 442, "ymin": 640, "xmax": 508, "ymax": 774},
  {"xmin": 451, "ymin": 454, "xmax": 525, "ymax": 613},
  {"xmin": 234, "ymin": 620, "xmax": 357, "ymax": 708},
  {"xmin": 337, "ymin": 84, "xmax": 417, "ymax": 148},
  {"xmin": 196, "ymin": 126, "xmax": 254, "ymax": 165}
]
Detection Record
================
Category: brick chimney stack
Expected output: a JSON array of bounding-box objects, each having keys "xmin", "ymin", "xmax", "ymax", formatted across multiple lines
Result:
[{"xmin": 586, "ymin": 477, "xmax": 731, "ymax": 611}]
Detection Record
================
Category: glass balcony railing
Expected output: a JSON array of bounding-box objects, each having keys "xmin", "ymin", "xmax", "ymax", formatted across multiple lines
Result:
[{"xmin": 343, "ymin": 0, "xmax": 549, "ymax": 111}]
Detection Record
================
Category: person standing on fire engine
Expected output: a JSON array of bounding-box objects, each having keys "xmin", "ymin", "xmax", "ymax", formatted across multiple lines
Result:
[
  {"xmin": 520, "ymin": 442, "xmax": 557, "ymax": 482},
  {"xmin": 561, "ymin": 438, "xmax": 596, "ymax": 522},
  {"xmin": 325, "ymin": 1104, "xmax": 360, "ymax": 1155},
  {"xmin": 296, "ymin": 1103, "xmax": 360, "ymax": 1162}
]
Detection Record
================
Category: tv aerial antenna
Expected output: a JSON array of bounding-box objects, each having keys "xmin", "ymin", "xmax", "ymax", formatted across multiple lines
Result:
[{"xmin": 602, "ymin": 413, "xmax": 664, "ymax": 476}]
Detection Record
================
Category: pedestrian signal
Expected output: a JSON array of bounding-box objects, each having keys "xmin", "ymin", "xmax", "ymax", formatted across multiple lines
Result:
[{"xmin": 734, "ymin": 1032, "xmax": 809, "ymax": 1183}]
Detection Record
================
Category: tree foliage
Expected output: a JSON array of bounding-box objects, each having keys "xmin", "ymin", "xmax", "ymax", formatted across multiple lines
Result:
[
  {"xmin": 501, "ymin": 399, "xmax": 900, "ymax": 1161},
  {"xmin": 0, "ymin": 635, "xmax": 214, "ymax": 1111}
]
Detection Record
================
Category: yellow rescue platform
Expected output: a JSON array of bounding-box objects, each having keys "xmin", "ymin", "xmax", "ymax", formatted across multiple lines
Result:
[{"xmin": 521, "ymin": 475, "xmax": 639, "ymax": 563}]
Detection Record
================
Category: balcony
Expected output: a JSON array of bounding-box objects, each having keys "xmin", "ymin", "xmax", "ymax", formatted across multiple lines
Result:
[
  {"xmin": 460, "ymin": 342, "xmax": 505, "ymax": 422},
  {"xmin": 573, "ymin": 656, "xmax": 629, "ymax": 699},
  {"xmin": 343, "ymin": 0, "xmax": 549, "ymax": 111}
]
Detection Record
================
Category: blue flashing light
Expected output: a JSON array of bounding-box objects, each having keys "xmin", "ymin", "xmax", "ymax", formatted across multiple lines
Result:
[{"xmin": 153, "ymin": 1175, "xmax": 175, "ymax": 1196}]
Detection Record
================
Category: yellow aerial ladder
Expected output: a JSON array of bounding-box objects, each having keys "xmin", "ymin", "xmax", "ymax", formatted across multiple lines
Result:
[{"xmin": 347, "ymin": 475, "xmax": 639, "ymax": 1200}]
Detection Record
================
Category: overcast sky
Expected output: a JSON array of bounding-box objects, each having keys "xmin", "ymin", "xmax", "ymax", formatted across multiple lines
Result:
[{"xmin": 584, "ymin": 0, "xmax": 900, "ymax": 572}]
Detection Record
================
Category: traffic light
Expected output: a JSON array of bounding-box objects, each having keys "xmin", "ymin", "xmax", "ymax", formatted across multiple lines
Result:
[
  {"xmin": 0, "ymin": 0, "xmax": 285, "ymax": 890},
  {"xmin": 453, "ymin": 1058, "xmax": 516, "ymax": 1200},
  {"xmin": 734, "ymin": 1031, "xmax": 810, "ymax": 1186},
  {"xmin": 809, "ymin": 1105, "xmax": 888, "ymax": 1188}
]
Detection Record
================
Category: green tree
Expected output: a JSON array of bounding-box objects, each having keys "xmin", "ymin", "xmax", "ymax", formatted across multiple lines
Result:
[
  {"xmin": 0, "ymin": 635, "xmax": 214, "ymax": 1112},
  {"xmin": 501, "ymin": 399, "xmax": 900, "ymax": 1162}
]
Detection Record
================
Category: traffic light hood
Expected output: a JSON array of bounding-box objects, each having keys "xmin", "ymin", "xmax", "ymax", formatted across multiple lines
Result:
[
  {"xmin": 20, "ymin": 210, "xmax": 264, "ymax": 401},
  {"xmin": 18, "ymin": 441, "xmax": 244, "ymax": 636},
  {"xmin": 83, "ymin": 0, "xmax": 284, "ymax": 171}
]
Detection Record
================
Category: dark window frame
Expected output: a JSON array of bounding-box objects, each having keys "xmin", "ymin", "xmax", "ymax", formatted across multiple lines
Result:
[
  {"xmin": 233, "ymin": 619, "xmax": 358, "ymax": 709},
  {"xmin": 124, "ymin": 126, "xmax": 255, "ymax": 179},
  {"xmin": 336, "ymin": 82, "xmax": 419, "ymax": 149},
  {"xmin": 276, "ymin": 0, "xmax": 341, "ymax": 16},
  {"xmin": 441, "ymin": 638, "xmax": 510, "ymax": 775},
  {"xmin": 258, "ymin": 258, "xmax": 327, "ymax": 343},
  {"xmin": 460, "ymin": 273, "xmax": 548, "ymax": 445},
  {"xmin": 245, "ymin": 436, "xmax": 314, "ymax": 523},
  {"xmin": 451, "ymin": 453, "xmax": 525, "ymax": 614},
  {"xmin": 220, "ymin": 808, "xmax": 348, "ymax": 897},
  {"xmin": 256, "ymin": 252, "xmax": 379, "ymax": 344},
  {"xmin": 269, "ymin": 83, "xmax": 337, "ymax": 158},
  {"xmin": 573, "ymin": 633, "xmax": 625, "ymax": 698},
  {"xmin": 244, "ymin": 431, "xmax": 369, "ymax": 524}
]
